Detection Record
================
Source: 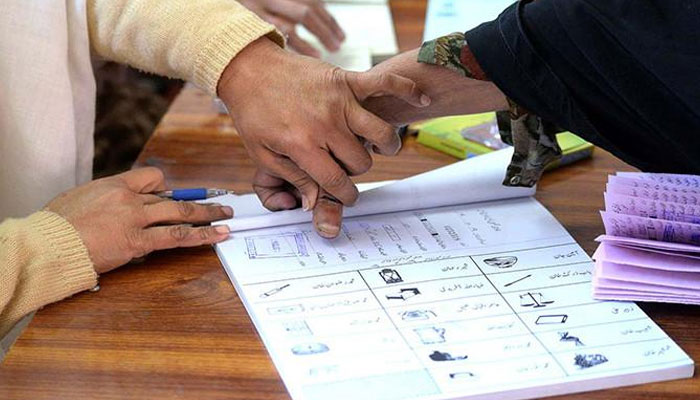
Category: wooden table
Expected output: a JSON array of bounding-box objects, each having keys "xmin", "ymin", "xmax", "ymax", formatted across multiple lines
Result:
[{"xmin": 1, "ymin": 0, "xmax": 698, "ymax": 398}]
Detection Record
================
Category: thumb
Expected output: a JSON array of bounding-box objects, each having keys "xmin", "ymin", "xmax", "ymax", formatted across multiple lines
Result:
[
  {"xmin": 313, "ymin": 191, "xmax": 344, "ymax": 239},
  {"xmin": 117, "ymin": 167, "xmax": 167, "ymax": 193},
  {"xmin": 346, "ymin": 71, "xmax": 431, "ymax": 108}
]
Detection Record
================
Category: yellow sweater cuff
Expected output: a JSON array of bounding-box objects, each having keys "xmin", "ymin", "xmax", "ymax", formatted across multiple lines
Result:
[
  {"xmin": 195, "ymin": 13, "xmax": 286, "ymax": 96},
  {"xmin": 30, "ymin": 211, "xmax": 97, "ymax": 296},
  {"xmin": 0, "ymin": 211, "xmax": 96, "ymax": 337}
]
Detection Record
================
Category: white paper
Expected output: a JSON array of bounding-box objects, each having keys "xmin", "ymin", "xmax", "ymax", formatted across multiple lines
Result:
[
  {"xmin": 423, "ymin": 0, "xmax": 516, "ymax": 41},
  {"xmin": 215, "ymin": 148, "xmax": 534, "ymax": 232},
  {"xmin": 297, "ymin": 2, "xmax": 398, "ymax": 70},
  {"xmin": 215, "ymin": 186, "xmax": 693, "ymax": 399}
]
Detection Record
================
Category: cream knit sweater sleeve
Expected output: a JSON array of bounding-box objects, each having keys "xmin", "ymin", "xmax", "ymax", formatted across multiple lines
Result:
[
  {"xmin": 0, "ymin": 212, "xmax": 96, "ymax": 342},
  {"xmin": 87, "ymin": 0, "xmax": 285, "ymax": 95}
]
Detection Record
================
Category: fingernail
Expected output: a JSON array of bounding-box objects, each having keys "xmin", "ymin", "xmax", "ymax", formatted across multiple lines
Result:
[
  {"xmin": 221, "ymin": 206, "xmax": 234, "ymax": 217},
  {"xmin": 317, "ymin": 222, "xmax": 340, "ymax": 237},
  {"xmin": 214, "ymin": 225, "xmax": 230, "ymax": 234},
  {"xmin": 302, "ymin": 195, "xmax": 311, "ymax": 211},
  {"xmin": 420, "ymin": 94, "xmax": 432, "ymax": 107}
]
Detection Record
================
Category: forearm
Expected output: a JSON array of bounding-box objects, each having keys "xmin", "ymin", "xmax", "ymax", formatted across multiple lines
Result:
[
  {"xmin": 0, "ymin": 212, "xmax": 95, "ymax": 341},
  {"xmin": 86, "ymin": 0, "xmax": 285, "ymax": 95},
  {"xmin": 364, "ymin": 49, "xmax": 508, "ymax": 126}
]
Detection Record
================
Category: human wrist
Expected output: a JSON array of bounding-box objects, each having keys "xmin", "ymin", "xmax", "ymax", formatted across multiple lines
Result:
[
  {"xmin": 217, "ymin": 36, "xmax": 287, "ymax": 103},
  {"xmin": 24, "ymin": 211, "xmax": 97, "ymax": 297}
]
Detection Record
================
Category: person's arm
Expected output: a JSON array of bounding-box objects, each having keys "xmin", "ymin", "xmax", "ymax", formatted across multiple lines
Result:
[
  {"xmin": 0, "ymin": 168, "xmax": 233, "ymax": 353},
  {"xmin": 87, "ymin": 0, "xmax": 430, "ymax": 239},
  {"xmin": 251, "ymin": 38, "xmax": 557, "ymax": 237},
  {"xmin": 0, "ymin": 212, "xmax": 96, "ymax": 341},
  {"xmin": 363, "ymin": 49, "xmax": 509, "ymax": 126},
  {"xmin": 87, "ymin": 0, "xmax": 284, "ymax": 96}
]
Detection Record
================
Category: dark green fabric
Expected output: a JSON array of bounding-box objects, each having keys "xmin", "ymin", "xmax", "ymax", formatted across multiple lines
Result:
[{"xmin": 419, "ymin": 32, "xmax": 562, "ymax": 187}]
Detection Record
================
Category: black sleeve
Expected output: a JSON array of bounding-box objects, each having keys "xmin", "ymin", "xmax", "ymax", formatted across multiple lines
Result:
[{"xmin": 465, "ymin": 0, "xmax": 700, "ymax": 173}]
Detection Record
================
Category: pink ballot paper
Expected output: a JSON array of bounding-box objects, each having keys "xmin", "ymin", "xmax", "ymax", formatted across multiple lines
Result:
[{"xmin": 595, "ymin": 172, "xmax": 700, "ymax": 307}]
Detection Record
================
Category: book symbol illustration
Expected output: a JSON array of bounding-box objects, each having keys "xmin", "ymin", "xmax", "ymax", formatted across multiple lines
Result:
[
  {"xmin": 379, "ymin": 268, "xmax": 403, "ymax": 284},
  {"xmin": 519, "ymin": 292, "xmax": 554, "ymax": 308},
  {"xmin": 536, "ymin": 314, "xmax": 568, "ymax": 325},
  {"xmin": 484, "ymin": 256, "xmax": 518, "ymax": 269},
  {"xmin": 386, "ymin": 288, "xmax": 421, "ymax": 301}
]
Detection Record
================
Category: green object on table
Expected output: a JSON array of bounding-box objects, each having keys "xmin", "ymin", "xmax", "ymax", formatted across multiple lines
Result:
[{"xmin": 414, "ymin": 113, "xmax": 594, "ymax": 169}]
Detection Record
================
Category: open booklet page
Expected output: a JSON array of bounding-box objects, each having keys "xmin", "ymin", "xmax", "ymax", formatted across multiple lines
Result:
[
  {"xmin": 213, "ymin": 151, "xmax": 693, "ymax": 400},
  {"xmin": 215, "ymin": 148, "xmax": 534, "ymax": 232}
]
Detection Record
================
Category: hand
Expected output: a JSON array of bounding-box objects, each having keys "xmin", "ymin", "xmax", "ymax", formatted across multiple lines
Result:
[
  {"xmin": 363, "ymin": 49, "xmax": 509, "ymax": 126},
  {"xmin": 252, "ymin": 169, "xmax": 343, "ymax": 238},
  {"xmin": 45, "ymin": 168, "xmax": 233, "ymax": 274},
  {"xmin": 238, "ymin": 0, "xmax": 345, "ymax": 57},
  {"xmin": 219, "ymin": 37, "xmax": 430, "ymax": 215},
  {"xmin": 248, "ymin": 49, "xmax": 509, "ymax": 239}
]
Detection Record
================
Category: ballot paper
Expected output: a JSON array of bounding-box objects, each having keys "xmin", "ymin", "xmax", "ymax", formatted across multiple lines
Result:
[
  {"xmin": 423, "ymin": 0, "xmax": 516, "ymax": 41},
  {"xmin": 593, "ymin": 172, "xmax": 700, "ymax": 305},
  {"xmin": 212, "ymin": 149, "xmax": 693, "ymax": 400},
  {"xmin": 297, "ymin": 2, "xmax": 398, "ymax": 71}
]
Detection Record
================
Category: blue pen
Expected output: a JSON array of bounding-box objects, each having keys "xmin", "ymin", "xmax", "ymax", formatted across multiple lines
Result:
[{"xmin": 156, "ymin": 188, "xmax": 235, "ymax": 201}]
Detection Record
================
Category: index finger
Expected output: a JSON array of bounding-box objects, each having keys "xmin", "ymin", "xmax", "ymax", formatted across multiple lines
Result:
[
  {"xmin": 117, "ymin": 167, "xmax": 166, "ymax": 193},
  {"xmin": 294, "ymin": 147, "xmax": 359, "ymax": 206}
]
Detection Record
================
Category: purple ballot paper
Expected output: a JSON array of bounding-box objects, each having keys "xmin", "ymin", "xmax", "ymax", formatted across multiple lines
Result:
[
  {"xmin": 601, "ymin": 211, "xmax": 700, "ymax": 245},
  {"xmin": 606, "ymin": 182, "xmax": 700, "ymax": 205},
  {"xmin": 593, "ymin": 172, "xmax": 700, "ymax": 306},
  {"xmin": 605, "ymin": 192, "xmax": 700, "ymax": 223}
]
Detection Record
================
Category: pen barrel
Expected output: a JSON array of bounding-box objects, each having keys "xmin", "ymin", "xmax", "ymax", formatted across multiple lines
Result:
[{"xmin": 172, "ymin": 188, "xmax": 208, "ymax": 201}]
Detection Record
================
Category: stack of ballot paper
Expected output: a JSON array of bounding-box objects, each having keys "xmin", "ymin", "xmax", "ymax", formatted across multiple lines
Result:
[{"xmin": 593, "ymin": 172, "xmax": 700, "ymax": 304}]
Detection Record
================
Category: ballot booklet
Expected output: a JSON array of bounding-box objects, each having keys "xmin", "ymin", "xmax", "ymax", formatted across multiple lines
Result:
[
  {"xmin": 593, "ymin": 172, "xmax": 700, "ymax": 304},
  {"xmin": 211, "ymin": 149, "xmax": 693, "ymax": 400}
]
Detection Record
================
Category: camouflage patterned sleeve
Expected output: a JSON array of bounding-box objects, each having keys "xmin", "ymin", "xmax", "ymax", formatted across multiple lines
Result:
[{"xmin": 418, "ymin": 32, "xmax": 563, "ymax": 188}]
